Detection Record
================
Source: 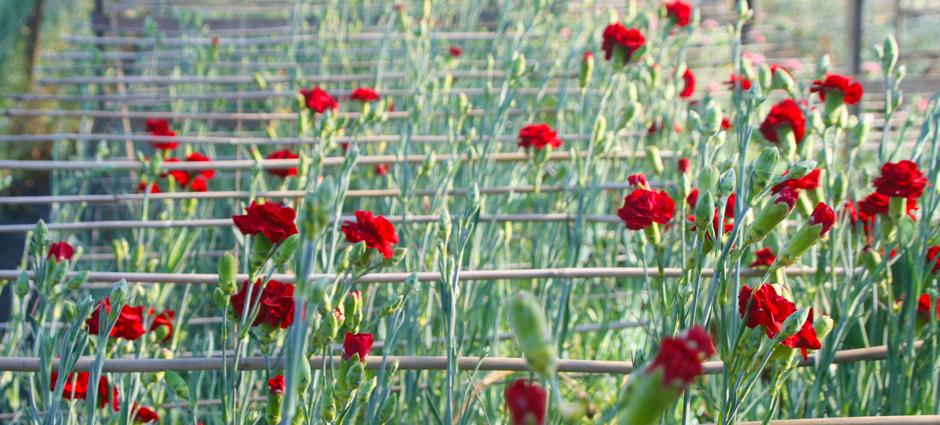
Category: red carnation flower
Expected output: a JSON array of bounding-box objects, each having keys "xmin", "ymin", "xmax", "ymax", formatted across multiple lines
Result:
[
  {"xmin": 686, "ymin": 188, "xmax": 699, "ymax": 210},
  {"xmin": 774, "ymin": 188, "xmax": 799, "ymax": 210},
  {"xmin": 648, "ymin": 325, "xmax": 715, "ymax": 388},
  {"xmin": 617, "ymin": 188, "xmax": 676, "ymax": 231},
  {"xmin": 375, "ymin": 163, "xmax": 390, "ymax": 176},
  {"xmin": 665, "ymin": 1, "xmax": 693, "ymax": 28},
  {"xmin": 163, "ymin": 158, "xmax": 191, "ymax": 187},
  {"xmin": 505, "ymin": 379, "xmax": 547, "ymax": 425},
  {"xmin": 721, "ymin": 117, "xmax": 732, "ymax": 130},
  {"xmin": 750, "ymin": 247, "xmax": 776, "ymax": 268},
  {"xmin": 50, "ymin": 371, "xmax": 118, "ymax": 410},
  {"xmin": 343, "ymin": 332, "xmax": 374, "ymax": 362},
  {"xmin": 601, "ymin": 23, "xmax": 646, "ymax": 63},
  {"xmin": 628, "ymin": 173, "xmax": 648, "ymax": 188},
  {"xmin": 230, "ymin": 279, "xmax": 296, "ymax": 329},
  {"xmin": 583, "ymin": 50, "xmax": 594, "ymax": 62},
  {"xmin": 148, "ymin": 309, "xmax": 174, "ymax": 343},
  {"xmin": 679, "ymin": 69, "xmax": 695, "ymax": 98},
  {"xmin": 350, "ymin": 87, "xmax": 380, "ymax": 102},
  {"xmin": 163, "ymin": 153, "xmax": 214, "ymax": 188},
  {"xmin": 48, "ymin": 241, "xmax": 75, "ymax": 261},
  {"xmin": 811, "ymin": 74, "xmax": 864, "ymax": 105},
  {"xmin": 759, "ymin": 99, "xmax": 806, "ymax": 145},
  {"xmin": 918, "ymin": 294, "xmax": 940, "ymax": 321},
  {"xmin": 136, "ymin": 181, "xmax": 161, "ymax": 194},
  {"xmin": 86, "ymin": 297, "xmax": 147, "ymax": 341},
  {"xmin": 771, "ymin": 169, "xmax": 821, "ymax": 195},
  {"xmin": 858, "ymin": 192, "xmax": 889, "ymax": 219},
  {"xmin": 677, "ymin": 157, "xmax": 690, "ymax": 174},
  {"xmin": 738, "ymin": 284, "xmax": 796, "ymax": 340},
  {"xmin": 189, "ymin": 176, "xmax": 208, "ymax": 192},
  {"xmin": 726, "ymin": 73, "xmax": 752, "ymax": 91},
  {"xmin": 299, "ymin": 86, "xmax": 338, "ymax": 113},
  {"xmin": 341, "ymin": 210, "xmax": 400, "ymax": 259},
  {"xmin": 268, "ymin": 375, "xmax": 286, "ymax": 395},
  {"xmin": 448, "ymin": 46, "xmax": 462, "ymax": 57},
  {"xmin": 518, "ymin": 124, "xmax": 562, "ymax": 150},
  {"xmin": 266, "ymin": 149, "xmax": 300, "ymax": 178},
  {"xmin": 232, "ymin": 201, "xmax": 298, "ymax": 243},
  {"xmin": 927, "ymin": 246, "xmax": 940, "ymax": 273},
  {"xmin": 809, "ymin": 203, "xmax": 836, "ymax": 236},
  {"xmin": 134, "ymin": 405, "xmax": 160, "ymax": 423},
  {"xmin": 146, "ymin": 119, "xmax": 178, "ymax": 150},
  {"xmin": 873, "ymin": 160, "xmax": 927, "ymax": 200}
]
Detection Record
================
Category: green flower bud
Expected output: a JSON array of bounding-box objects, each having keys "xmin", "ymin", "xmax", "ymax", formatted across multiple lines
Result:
[
  {"xmin": 850, "ymin": 114, "xmax": 872, "ymax": 148},
  {"xmin": 816, "ymin": 54, "xmax": 831, "ymax": 78},
  {"xmin": 619, "ymin": 368, "xmax": 680, "ymax": 425},
  {"xmin": 345, "ymin": 358, "xmax": 366, "ymax": 390},
  {"xmin": 746, "ymin": 196, "xmax": 794, "ymax": 244},
  {"xmin": 273, "ymin": 235, "xmax": 299, "ymax": 266},
  {"xmin": 831, "ymin": 174, "xmax": 847, "ymax": 204},
  {"xmin": 623, "ymin": 101, "xmax": 642, "ymax": 124},
  {"xmin": 779, "ymin": 224, "xmax": 823, "ymax": 266},
  {"xmin": 702, "ymin": 100, "xmax": 724, "ymax": 134},
  {"xmin": 646, "ymin": 146, "xmax": 664, "ymax": 174},
  {"xmin": 580, "ymin": 51, "xmax": 595, "ymax": 89},
  {"xmin": 719, "ymin": 168, "xmax": 736, "ymax": 194},
  {"xmin": 508, "ymin": 292, "xmax": 556, "ymax": 377},
  {"xmin": 166, "ymin": 371, "xmax": 190, "ymax": 399},
  {"xmin": 813, "ymin": 315, "xmax": 835, "ymax": 341},
  {"xmin": 218, "ymin": 252, "xmax": 238, "ymax": 295},
  {"xmin": 14, "ymin": 271, "xmax": 30, "ymax": 298},
  {"xmin": 213, "ymin": 287, "xmax": 229, "ymax": 310},
  {"xmin": 775, "ymin": 308, "xmax": 810, "ymax": 342},
  {"xmin": 321, "ymin": 393, "xmax": 337, "ymax": 422},
  {"xmin": 757, "ymin": 64, "xmax": 772, "ymax": 92},
  {"xmin": 297, "ymin": 356, "xmax": 312, "ymax": 392},
  {"xmin": 700, "ymin": 166, "xmax": 720, "ymax": 192},
  {"xmin": 736, "ymin": 0, "xmax": 749, "ymax": 19},
  {"xmin": 308, "ymin": 279, "xmax": 331, "ymax": 314},
  {"xmin": 772, "ymin": 67, "xmax": 797, "ymax": 97},
  {"xmin": 250, "ymin": 235, "xmax": 274, "ymax": 271},
  {"xmin": 512, "ymin": 53, "xmax": 527, "ymax": 78},
  {"xmin": 694, "ymin": 191, "xmax": 715, "ymax": 234},
  {"xmin": 750, "ymin": 147, "xmax": 780, "ymax": 194},
  {"xmin": 109, "ymin": 279, "xmax": 129, "ymax": 306},
  {"xmin": 61, "ymin": 300, "xmax": 76, "ymax": 322}
]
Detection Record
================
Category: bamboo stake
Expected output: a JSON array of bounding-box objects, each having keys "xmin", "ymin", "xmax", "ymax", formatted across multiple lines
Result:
[
  {"xmin": 0, "ymin": 149, "xmax": 661, "ymax": 171},
  {"xmin": 0, "ymin": 132, "xmax": 595, "ymax": 145},
  {"xmin": 0, "ymin": 266, "xmax": 841, "ymax": 285},
  {"xmin": 0, "ymin": 182, "xmax": 642, "ymax": 205},
  {"xmin": 0, "ymin": 342, "xmax": 918, "ymax": 373},
  {"xmin": 0, "ymin": 106, "xmax": 563, "ymax": 122}
]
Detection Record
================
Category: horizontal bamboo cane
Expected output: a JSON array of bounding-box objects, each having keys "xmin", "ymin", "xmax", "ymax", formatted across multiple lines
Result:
[
  {"xmin": 0, "ymin": 342, "xmax": 917, "ymax": 374},
  {"xmin": 0, "ymin": 132, "xmax": 596, "ymax": 145},
  {"xmin": 62, "ymin": 31, "xmax": 504, "ymax": 46},
  {"xmin": 0, "ymin": 149, "xmax": 659, "ymax": 172},
  {"xmin": 0, "ymin": 266, "xmax": 839, "ymax": 285},
  {"xmin": 0, "ymin": 182, "xmax": 643, "ymax": 205},
  {"xmin": 0, "ymin": 106, "xmax": 567, "ymax": 122}
]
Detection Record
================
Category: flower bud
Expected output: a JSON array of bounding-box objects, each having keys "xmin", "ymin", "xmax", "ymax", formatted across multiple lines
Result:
[
  {"xmin": 701, "ymin": 100, "xmax": 724, "ymax": 134},
  {"xmin": 218, "ymin": 252, "xmax": 238, "ymax": 295},
  {"xmin": 580, "ymin": 51, "xmax": 595, "ymax": 89},
  {"xmin": 747, "ymin": 190, "xmax": 797, "ymax": 244},
  {"xmin": 166, "ymin": 371, "xmax": 190, "ymax": 399},
  {"xmin": 773, "ymin": 68, "xmax": 797, "ymax": 97},
  {"xmin": 813, "ymin": 315, "xmax": 835, "ymax": 341},
  {"xmin": 273, "ymin": 235, "xmax": 299, "ymax": 266},
  {"xmin": 344, "ymin": 290, "xmax": 363, "ymax": 331},
  {"xmin": 512, "ymin": 52, "xmax": 527, "ymax": 78},
  {"xmin": 210, "ymin": 289, "xmax": 228, "ymax": 312},
  {"xmin": 779, "ymin": 203, "xmax": 835, "ymax": 265},
  {"xmin": 736, "ymin": 0, "xmax": 749, "ymax": 19},
  {"xmin": 816, "ymin": 54, "xmax": 831, "ymax": 78},
  {"xmin": 645, "ymin": 146, "xmax": 664, "ymax": 175},
  {"xmin": 775, "ymin": 308, "xmax": 810, "ymax": 342},
  {"xmin": 250, "ymin": 235, "xmax": 274, "ymax": 271},
  {"xmin": 623, "ymin": 101, "xmax": 642, "ymax": 124},
  {"xmin": 750, "ymin": 147, "xmax": 780, "ymax": 193},
  {"xmin": 508, "ymin": 292, "xmax": 556, "ymax": 377},
  {"xmin": 345, "ymin": 358, "xmax": 366, "ymax": 389},
  {"xmin": 308, "ymin": 279, "xmax": 331, "ymax": 315},
  {"xmin": 694, "ymin": 191, "xmax": 715, "ymax": 234},
  {"xmin": 757, "ymin": 64, "xmax": 772, "ymax": 92},
  {"xmin": 61, "ymin": 300, "xmax": 77, "ymax": 321},
  {"xmin": 719, "ymin": 168, "xmax": 736, "ymax": 194},
  {"xmin": 321, "ymin": 393, "xmax": 337, "ymax": 422},
  {"xmin": 109, "ymin": 279, "xmax": 129, "ymax": 306},
  {"xmin": 699, "ymin": 166, "xmax": 720, "ymax": 192}
]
